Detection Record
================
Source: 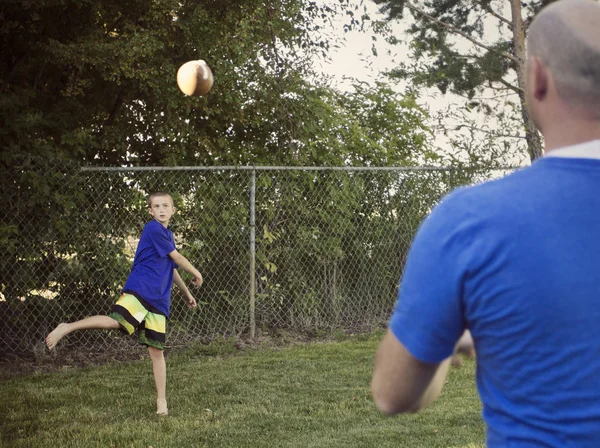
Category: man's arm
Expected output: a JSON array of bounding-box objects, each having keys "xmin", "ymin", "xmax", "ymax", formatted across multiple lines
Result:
[
  {"xmin": 371, "ymin": 329, "xmax": 474, "ymax": 415},
  {"xmin": 371, "ymin": 329, "xmax": 451, "ymax": 415},
  {"xmin": 173, "ymin": 269, "xmax": 197, "ymax": 308},
  {"xmin": 168, "ymin": 249, "xmax": 203, "ymax": 286}
]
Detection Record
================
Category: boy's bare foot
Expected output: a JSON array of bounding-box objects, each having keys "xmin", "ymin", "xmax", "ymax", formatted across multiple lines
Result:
[
  {"xmin": 46, "ymin": 323, "xmax": 70, "ymax": 350},
  {"xmin": 156, "ymin": 398, "xmax": 168, "ymax": 415}
]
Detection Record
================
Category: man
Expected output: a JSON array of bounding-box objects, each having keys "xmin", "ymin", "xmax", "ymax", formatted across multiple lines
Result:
[{"xmin": 371, "ymin": 0, "xmax": 600, "ymax": 446}]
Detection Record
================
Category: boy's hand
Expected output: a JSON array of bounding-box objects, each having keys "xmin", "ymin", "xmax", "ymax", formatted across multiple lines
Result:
[
  {"xmin": 191, "ymin": 274, "xmax": 203, "ymax": 287},
  {"xmin": 186, "ymin": 294, "xmax": 197, "ymax": 309}
]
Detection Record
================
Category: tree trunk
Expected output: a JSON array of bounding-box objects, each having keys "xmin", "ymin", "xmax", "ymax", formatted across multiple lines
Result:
[{"xmin": 509, "ymin": 0, "xmax": 544, "ymax": 161}]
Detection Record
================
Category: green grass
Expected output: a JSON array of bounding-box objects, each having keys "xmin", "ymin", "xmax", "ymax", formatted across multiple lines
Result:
[{"xmin": 0, "ymin": 334, "xmax": 484, "ymax": 448}]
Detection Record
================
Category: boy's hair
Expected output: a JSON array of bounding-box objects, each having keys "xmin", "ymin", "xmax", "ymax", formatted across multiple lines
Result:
[{"xmin": 147, "ymin": 191, "xmax": 174, "ymax": 207}]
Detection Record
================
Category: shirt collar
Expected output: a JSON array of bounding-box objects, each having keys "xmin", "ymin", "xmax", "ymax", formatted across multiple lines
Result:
[{"xmin": 544, "ymin": 140, "xmax": 600, "ymax": 160}]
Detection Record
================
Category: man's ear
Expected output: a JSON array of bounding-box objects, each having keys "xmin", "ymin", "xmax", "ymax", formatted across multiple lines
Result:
[{"xmin": 530, "ymin": 56, "xmax": 549, "ymax": 101}]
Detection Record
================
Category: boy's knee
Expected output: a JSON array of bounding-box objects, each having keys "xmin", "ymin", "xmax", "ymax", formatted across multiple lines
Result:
[{"xmin": 148, "ymin": 346, "xmax": 164, "ymax": 359}]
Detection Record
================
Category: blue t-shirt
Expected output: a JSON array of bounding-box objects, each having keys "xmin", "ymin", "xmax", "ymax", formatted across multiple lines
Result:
[
  {"xmin": 123, "ymin": 220, "xmax": 177, "ymax": 317},
  {"xmin": 389, "ymin": 156, "xmax": 600, "ymax": 447}
]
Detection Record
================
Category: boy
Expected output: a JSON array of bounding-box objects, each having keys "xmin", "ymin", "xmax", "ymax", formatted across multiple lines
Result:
[{"xmin": 46, "ymin": 191, "xmax": 203, "ymax": 416}]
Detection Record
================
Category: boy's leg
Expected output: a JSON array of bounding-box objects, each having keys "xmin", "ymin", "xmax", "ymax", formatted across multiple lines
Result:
[
  {"xmin": 46, "ymin": 316, "xmax": 120, "ymax": 350},
  {"xmin": 139, "ymin": 311, "xmax": 168, "ymax": 415},
  {"xmin": 148, "ymin": 346, "xmax": 168, "ymax": 415}
]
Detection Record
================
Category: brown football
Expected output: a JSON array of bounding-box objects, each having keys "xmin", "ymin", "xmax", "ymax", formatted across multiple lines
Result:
[{"xmin": 176, "ymin": 60, "xmax": 214, "ymax": 96}]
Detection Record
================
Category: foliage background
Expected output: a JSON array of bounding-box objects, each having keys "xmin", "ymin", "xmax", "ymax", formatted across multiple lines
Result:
[
  {"xmin": 2, "ymin": 160, "xmax": 508, "ymax": 356},
  {"xmin": 1, "ymin": 0, "xmax": 516, "ymax": 356}
]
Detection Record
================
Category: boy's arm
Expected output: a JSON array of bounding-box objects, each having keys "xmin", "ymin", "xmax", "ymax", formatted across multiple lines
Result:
[
  {"xmin": 173, "ymin": 269, "xmax": 197, "ymax": 309},
  {"xmin": 168, "ymin": 249, "xmax": 203, "ymax": 286}
]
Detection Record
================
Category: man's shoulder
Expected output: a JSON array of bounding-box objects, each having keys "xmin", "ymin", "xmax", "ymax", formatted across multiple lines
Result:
[
  {"xmin": 427, "ymin": 165, "xmax": 540, "ymax": 233},
  {"xmin": 441, "ymin": 165, "xmax": 537, "ymax": 210}
]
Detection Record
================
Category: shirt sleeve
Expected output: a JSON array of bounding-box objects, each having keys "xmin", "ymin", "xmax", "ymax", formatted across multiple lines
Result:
[
  {"xmin": 147, "ymin": 223, "xmax": 177, "ymax": 258},
  {"xmin": 389, "ymin": 190, "xmax": 474, "ymax": 363}
]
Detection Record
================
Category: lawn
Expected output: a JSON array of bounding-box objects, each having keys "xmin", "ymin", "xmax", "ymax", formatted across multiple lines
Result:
[{"xmin": 0, "ymin": 333, "xmax": 484, "ymax": 448}]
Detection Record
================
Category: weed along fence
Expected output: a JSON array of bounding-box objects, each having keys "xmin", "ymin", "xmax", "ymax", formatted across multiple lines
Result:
[{"xmin": 0, "ymin": 162, "xmax": 514, "ymax": 356}]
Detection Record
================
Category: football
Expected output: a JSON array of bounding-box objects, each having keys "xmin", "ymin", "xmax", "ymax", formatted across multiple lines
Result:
[{"xmin": 176, "ymin": 60, "xmax": 214, "ymax": 96}]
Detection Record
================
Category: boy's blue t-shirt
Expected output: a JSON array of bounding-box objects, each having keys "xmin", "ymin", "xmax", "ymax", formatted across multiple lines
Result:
[
  {"xmin": 123, "ymin": 220, "xmax": 177, "ymax": 317},
  {"xmin": 389, "ymin": 156, "xmax": 600, "ymax": 446}
]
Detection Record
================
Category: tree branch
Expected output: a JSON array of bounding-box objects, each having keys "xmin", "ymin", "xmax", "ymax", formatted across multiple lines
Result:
[
  {"xmin": 487, "ymin": 83, "xmax": 515, "ymax": 92},
  {"xmin": 405, "ymin": 1, "xmax": 519, "ymax": 64},
  {"xmin": 455, "ymin": 91, "xmax": 516, "ymax": 101},
  {"xmin": 99, "ymin": 87, "xmax": 125, "ymax": 136},
  {"xmin": 483, "ymin": 4, "xmax": 512, "ymax": 27},
  {"xmin": 0, "ymin": 52, "xmax": 29, "ymax": 94},
  {"xmin": 452, "ymin": 123, "xmax": 525, "ymax": 139},
  {"xmin": 498, "ymin": 77, "xmax": 522, "ymax": 94}
]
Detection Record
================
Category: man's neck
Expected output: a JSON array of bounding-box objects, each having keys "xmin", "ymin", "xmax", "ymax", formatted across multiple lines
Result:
[{"xmin": 543, "ymin": 117, "xmax": 600, "ymax": 154}]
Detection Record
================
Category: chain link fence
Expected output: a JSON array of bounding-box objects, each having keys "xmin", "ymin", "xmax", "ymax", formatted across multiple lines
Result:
[{"xmin": 0, "ymin": 154, "xmax": 515, "ymax": 357}]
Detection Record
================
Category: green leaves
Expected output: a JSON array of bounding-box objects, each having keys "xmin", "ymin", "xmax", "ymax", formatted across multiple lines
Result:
[
  {"xmin": 2, "ymin": 0, "xmax": 431, "ymax": 168},
  {"xmin": 376, "ymin": 0, "xmax": 544, "ymax": 162},
  {"xmin": 1, "ymin": 0, "xmax": 435, "ymax": 342}
]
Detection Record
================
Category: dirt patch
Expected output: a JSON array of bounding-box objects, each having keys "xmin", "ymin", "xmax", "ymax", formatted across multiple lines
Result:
[
  {"xmin": 0, "ymin": 347, "xmax": 147, "ymax": 378},
  {"xmin": 0, "ymin": 327, "xmax": 382, "ymax": 378}
]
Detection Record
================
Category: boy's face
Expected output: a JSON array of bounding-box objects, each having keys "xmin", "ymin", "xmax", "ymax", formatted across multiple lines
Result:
[{"xmin": 148, "ymin": 195, "xmax": 175, "ymax": 226}]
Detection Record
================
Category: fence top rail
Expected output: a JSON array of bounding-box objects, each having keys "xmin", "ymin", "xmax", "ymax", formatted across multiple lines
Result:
[{"xmin": 80, "ymin": 165, "xmax": 522, "ymax": 173}]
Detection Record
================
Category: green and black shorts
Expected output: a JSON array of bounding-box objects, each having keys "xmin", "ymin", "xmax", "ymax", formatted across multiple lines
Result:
[{"xmin": 109, "ymin": 293, "xmax": 167, "ymax": 350}]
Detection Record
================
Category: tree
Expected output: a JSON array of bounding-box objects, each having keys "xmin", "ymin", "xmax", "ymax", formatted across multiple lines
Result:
[
  {"xmin": 1, "ymin": 0, "xmax": 436, "ymax": 350},
  {"xmin": 0, "ymin": 0, "xmax": 344, "ymax": 166},
  {"xmin": 373, "ymin": 0, "xmax": 555, "ymax": 162}
]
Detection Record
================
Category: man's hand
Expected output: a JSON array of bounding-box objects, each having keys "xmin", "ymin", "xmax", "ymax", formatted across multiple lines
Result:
[
  {"xmin": 191, "ymin": 274, "xmax": 203, "ymax": 287},
  {"xmin": 186, "ymin": 294, "xmax": 197, "ymax": 309},
  {"xmin": 451, "ymin": 330, "xmax": 476, "ymax": 367}
]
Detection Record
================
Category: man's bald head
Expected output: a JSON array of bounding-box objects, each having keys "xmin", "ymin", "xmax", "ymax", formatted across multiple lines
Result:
[{"xmin": 528, "ymin": 0, "xmax": 600, "ymax": 116}]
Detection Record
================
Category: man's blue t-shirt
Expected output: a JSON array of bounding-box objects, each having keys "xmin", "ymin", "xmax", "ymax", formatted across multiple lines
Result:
[
  {"xmin": 123, "ymin": 220, "xmax": 177, "ymax": 317},
  {"xmin": 389, "ymin": 152, "xmax": 600, "ymax": 446}
]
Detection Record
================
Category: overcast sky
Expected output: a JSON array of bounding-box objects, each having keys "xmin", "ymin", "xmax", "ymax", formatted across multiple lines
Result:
[
  {"xmin": 315, "ymin": 1, "xmax": 405, "ymax": 90},
  {"xmin": 313, "ymin": 0, "xmax": 529, "ymax": 166}
]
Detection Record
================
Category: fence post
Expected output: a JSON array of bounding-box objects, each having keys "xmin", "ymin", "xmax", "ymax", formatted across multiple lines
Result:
[{"xmin": 249, "ymin": 168, "xmax": 256, "ymax": 340}]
